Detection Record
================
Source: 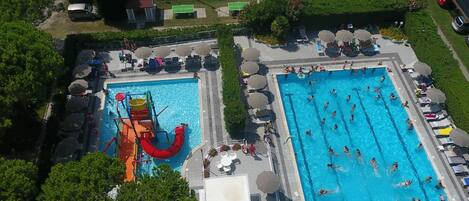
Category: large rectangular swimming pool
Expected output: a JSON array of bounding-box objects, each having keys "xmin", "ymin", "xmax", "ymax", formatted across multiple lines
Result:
[
  {"xmin": 277, "ymin": 68, "xmax": 445, "ymax": 201},
  {"xmin": 99, "ymin": 78, "xmax": 201, "ymax": 175}
]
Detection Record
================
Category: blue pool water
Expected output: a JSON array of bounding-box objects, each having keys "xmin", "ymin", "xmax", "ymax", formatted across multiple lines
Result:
[
  {"xmin": 277, "ymin": 68, "xmax": 446, "ymax": 201},
  {"xmin": 99, "ymin": 78, "xmax": 201, "ymax": 175}
]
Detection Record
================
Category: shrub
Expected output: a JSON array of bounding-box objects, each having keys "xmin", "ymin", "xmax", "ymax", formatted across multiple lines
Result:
[
  {"xmin": 0, "ymin": 0, "xmax": 53, "ymax": 23},
  {"xmin": 271, "ymin": 16, "xmax": 290, "ymax": 39},
  {"xmin": 216, "ymin": 25, "xmax": 247, "ymax": 136},
  {"xmin": 232, "ymin": 143, "xmax": 242, "ymax": 151},
  {"xmin": 404, "ymin": 11, "xmax": 469, "ymax": 131},
  {"xmin": 220, "ymin": 144, "xmax": 230, "ymax": 152},
  {"xmin": 208, "ymin": 148, "xmax": 218, "ymax": 158},
  {"xmin": 379, "ymin": 27, "xmax": 408, "ymax": 41}
]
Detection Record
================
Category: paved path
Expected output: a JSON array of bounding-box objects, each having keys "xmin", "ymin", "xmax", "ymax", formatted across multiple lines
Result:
[{"xmin": 432, "ymin": 17, "xmax": 469, "ymax": 82}]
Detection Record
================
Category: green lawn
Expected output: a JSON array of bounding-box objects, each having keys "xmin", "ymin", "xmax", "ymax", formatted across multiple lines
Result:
[{"xmin": 426, "ymin": 0, "xmax": 469, "ymax": 72}]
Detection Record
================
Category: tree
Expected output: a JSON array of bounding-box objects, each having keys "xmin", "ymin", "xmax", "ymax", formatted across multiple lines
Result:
[
  {"xmin": 0, "ymin": 158, "xmax": 38, "ymax": 201},
  {"xmin": 0, "ymin": 0, "xmax": 52, "ymax": 23},
  {"xmin": 271, "ymin": 16, "xmax": 290, "ymax": 39},
  {"xmin": 0, "ymin": 21, "xmax": 63, "ymax": 138},
  {"xmin": 38, "ymin": 152, "xmax": 124, "ymax": 201},
  {"xmin": 117, "ymin": 164, "xmax": 196, "ymax": 201},
  {"xmin": 240, "ymin": 0, "xmax": 288, "ymax": 32}
]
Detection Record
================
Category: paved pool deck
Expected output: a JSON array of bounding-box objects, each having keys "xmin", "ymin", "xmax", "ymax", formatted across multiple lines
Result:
[{"xmin": 81, "ymin": 34, "xmax": 466, "ymax": 201}]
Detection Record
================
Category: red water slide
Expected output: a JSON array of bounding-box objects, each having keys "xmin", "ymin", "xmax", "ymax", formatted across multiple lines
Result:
[{"xmin": 139, "ymin": 126, "xmax": 185, "ymax": 159}]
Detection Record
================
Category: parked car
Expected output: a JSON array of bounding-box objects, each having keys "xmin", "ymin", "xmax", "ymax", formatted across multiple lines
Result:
[
  {"xmin": 452, "ymin": 16, "xmax": 469, "ymax": 33},
  {"xmin": 67, "ymin": 3, "xmax": 100, "ymax": 21}
]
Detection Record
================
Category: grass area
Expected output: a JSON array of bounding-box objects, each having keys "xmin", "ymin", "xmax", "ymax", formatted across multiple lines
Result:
[
  {"xmin": 157, "ymin": 0, "xmax": 238, "ymax": 27},
  {"xmin": 426, "ymin": 0, "xmax": 469, "ymax": 72},
  {"xmin": 40, "ymin": 12, "xmax": 121, "ymax": 39}
]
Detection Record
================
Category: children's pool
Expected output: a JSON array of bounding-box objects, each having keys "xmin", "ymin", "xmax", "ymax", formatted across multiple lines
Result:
[
  {"xmin": 277, "ymin": 68, "xmax": 446, "ymax": 201},
  {"xmin": 99, "ymin": 78, "xmax": 201, "ymax": 175}
]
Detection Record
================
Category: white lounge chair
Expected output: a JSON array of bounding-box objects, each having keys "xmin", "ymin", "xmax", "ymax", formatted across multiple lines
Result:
[
  {"xmin": 424, "ymin": 110, "xmax": 448, "ymax": 122},
  {"xmin": 438, "ymin": 137, "xmax": 454, "ymax": 146},
  {"xmin": 430, "ymin": 119, "xmax": 452, "ymax": 129},
  {"xmin": 421, "ymin": 104, "xmax": 442, "ymax": 114},
  {"xmin": 452, "ymin": 164, "xmax": 468, "ymax": 174},
  {"xmin": 223, "ymin": 165, "xmax": 231, "ymax": 173},
  {"xmin": 448, "ymin": 156, "xmax": 466, "ymax": 165},
  {"xmin": 216, "ymin": 163, "xmax": 223, "ymax": 170},
  {"xmin": 229, "ymin": 152, "xmax": 237, "ymax": 161},
  {"xmin": 418, "ymin": 97, "xmax": 431, "ymax": 105},
  {"xmin": 444, "ymin": 149, "xmax": 457, "ymax": 157}
]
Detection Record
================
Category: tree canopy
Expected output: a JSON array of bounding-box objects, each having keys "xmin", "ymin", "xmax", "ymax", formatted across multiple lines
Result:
[
  {"xmin": 0, "ymin": 158, "xmax": 38, "ymax": 201},
  {"xmin": 0, "ymin": 0, "xmax": 52, "ymax": 23},
  {"xmin": 271, "ymin": 16, "xmax": 290, "ymax": 39},
  {"xmin": 0, "ymin": 21, "xmax": 64, "ymax": 137},
  {"xmin": 117, "ymin": 164, "xmax": 196, "ymax": 201},
  {"xmin": 38, "ymin": 152, "xmax": 124, "ymax": 201}
]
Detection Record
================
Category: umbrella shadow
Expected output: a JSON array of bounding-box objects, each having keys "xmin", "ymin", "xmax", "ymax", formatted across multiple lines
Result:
[
  {"xmin": 203, "ymin": 56, "xmax": 220, "ymax": 71},
  {"xmin": 164, "ymin": 64, "xmax": 182, "ymax": 73},
  {"xmin": 185, "ymin": 61, "xmax": 202, "ymax": 72},
  {"xmin": 257, "ymin": 64, "xmax": 269, "ymax": 76},
  {"xmin": 279, "ymin": 41, "xmax": 300, "ymax": 52}
]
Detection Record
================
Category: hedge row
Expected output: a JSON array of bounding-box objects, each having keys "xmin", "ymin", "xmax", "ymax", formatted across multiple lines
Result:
[
  {"xmin": 69, "ymin": 24, "xmax": 246, "ymax": 50},
  {"xmin": 302, "ymin": 0, "xmax": 408, "ymax": 16},
  {"xmin": 404, "ymin": 11, "xmax": 469, "ymax": 131},
  {"xmin": 216, "ymin": 25, "xmax": 247, "ymax": 136}
]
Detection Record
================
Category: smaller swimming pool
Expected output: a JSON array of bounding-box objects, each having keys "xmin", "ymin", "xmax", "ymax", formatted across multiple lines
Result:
[{"xmin": 99, "ymin": 78, "xmax": 202, "ymax": 175}]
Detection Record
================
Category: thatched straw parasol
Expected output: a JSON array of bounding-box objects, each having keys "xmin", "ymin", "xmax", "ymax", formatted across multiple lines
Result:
[
  {"xmin": 354, "ymin": 29, "xmax": 372, "ymax": 41},
  {"xmin": 73, "ymin": 64, "xmax": 92, "ymax": 79},
  {"xmin": 68, "ymin": 79, "xmax": 88, "ymax": 96},
  {"xmin": 336, "ymin": 30, "xmax": 354, "ymax": 43},
  {"xmin": 154, "ymin": 46, "xmax": 171, "ymax": 58},
  {"xmin": 247, "ymin": 92, "xmax": 268, "ymax": 109},
  {"xmin": 175, "ymin": 45, "xmax": 192, "ymax": 57},
  {"xmin": 242, "ymin": 48, "xmax": 260, "ymax": 61},
  {"xmin": 194, "ymin": 43, "xmax": 211, "ymax": 56},
  {"xmin": 134, "ymin": 47, "xmax": 153, "ymax": 59},
  {"xmin": 318, "ymin": 30, "xmax": 335, "ymax": 43}
]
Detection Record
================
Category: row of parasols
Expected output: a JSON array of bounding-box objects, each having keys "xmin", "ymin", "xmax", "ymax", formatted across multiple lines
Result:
[
  {"xmin": 132, "ymin": 42, "xmax": 213, "ymax": 59},
  {"xmin": 318, "ymin": 29, "xmax": 372, "ymax": 43},
  {"xmin": 239, "ymin": 48, "xmax": 271, "ymax": 109}
]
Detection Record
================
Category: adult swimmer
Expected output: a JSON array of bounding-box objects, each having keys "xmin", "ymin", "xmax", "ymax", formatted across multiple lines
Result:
[
  {"xmin": 389, "ymin": 162, "xmax": 398, "ymax": 173},
  {"xmin": 327, "ymin": 163, "xmax": 343, "ymax": 172},
  {"xmin": 318, "ymin": 188, "xmax": 338, "ymax": 196},
  {"xmin": 395, "ymin": 180, "xmax": 412, "ymax": 188}
]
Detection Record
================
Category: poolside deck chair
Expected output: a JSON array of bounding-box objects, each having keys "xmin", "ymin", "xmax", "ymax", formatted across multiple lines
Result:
[
  {"xmin": 462, "ymin": 177, "xmax": 469, "ymax": 186},
  {"xmin": 424, "ymin": 110, "xmax": 448, "ymax": 122},
  {"xmin": 438, "ymin": 137, "xmax": 454, "ymax": 146},
  {"xmin": 430, "ymin": 119, "xmax": 452, "ymax": 129},
  {"xmin": 448, "ymin": 156, "xmax": 466, "ymax": 165},
  {"xmin": 421, "ymin": 104, "xmax": 442, "ymax": 114},
  {"xmin": 418, "ymin": 97, "xmax": 431, "ymax": 106},
  {"xmin": 316, "ymin": 40, "xmax": 325, "ymax": 56},
  {"xmin": 444, "ymin": 149, "xmax": 457, "ymax": 157},
  {"xmin": 452, "ymin": 164, "xmax": 468, "ymax": 175},
  {"xmin": 434, "ymin": 127, "xmax": 453, "ymax": 137}
]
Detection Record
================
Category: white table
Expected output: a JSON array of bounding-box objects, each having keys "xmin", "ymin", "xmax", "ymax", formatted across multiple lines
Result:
[{"xmin": 221, "ymin": 155, "xmax": 232, "ymax": 167}]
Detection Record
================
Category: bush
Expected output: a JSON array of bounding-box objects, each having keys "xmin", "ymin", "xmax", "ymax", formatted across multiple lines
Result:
[
  {"xmin": 0, "ymin": 158, "xmax": 38, "ymax": 201},
  {"xmin": 379, "ymin": 27, "xmax": 408, "ymax": 41},
  {"xmin": 404, "ymin": 11, "xmax": 469, "ymax": 131},
  {"xmin": 271, "ymin": 16, "xmax": 290, "ymax": 39},
  {"xmin": 216, "ymin": 25, "xmax": 247, "ymax": 136},
  {"xmin": 0, "ymin": 0, "xmax": 53, "ymax": 22}
]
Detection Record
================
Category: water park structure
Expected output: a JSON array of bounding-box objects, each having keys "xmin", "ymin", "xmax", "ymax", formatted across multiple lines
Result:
[{"xmin": 103, "ymin": 91, "xmax": 186, "ymax": 181}]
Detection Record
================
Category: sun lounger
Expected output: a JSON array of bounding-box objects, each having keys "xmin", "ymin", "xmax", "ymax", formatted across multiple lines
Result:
[
  {"xmin": 418, "ymin": 97, "xmax": 431, "ymax": 105},
  {"xmin": 434, "ymin": 127, "xmax": 453, "ymax": 137},
  {"xmin": 421, "ymin": 104, "xmax": 441, "ymax": 114},
  {"xmin": 452, "ymin": 164, "xmax": 468, "ymax": 174},
  {"xmin": 448, "ymin": 156, "xmax": 466, "ymax": 165},
  {"xmin": 316, "ymin": 40, "xmax": 324, "ymax": 56},
  {"xmin": 430, "ymin": 119, "xmax": 452, "ymax": 129},
  {"xmin": 438, "ymin": 137, "xmax": 454, "ymax": 145},
  {"xmin": 462, "ymin": 177, "xmax": 469, "ymax": 186},
  {"xmin": 444, "ymin": 149, "xmax": 457, "ymax": 157},
  {"xmin": 424, "ymin": 111, "xmax": 448, "ymax": 121}
]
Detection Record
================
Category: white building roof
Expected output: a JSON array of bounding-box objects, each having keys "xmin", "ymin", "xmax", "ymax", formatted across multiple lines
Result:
[{"xmin": 204, "ymin": 175, "xmax": 250, "ymax": 201}]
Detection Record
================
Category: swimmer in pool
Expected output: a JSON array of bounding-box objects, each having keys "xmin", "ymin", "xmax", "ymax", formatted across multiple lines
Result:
[
  {"xmin": 346, "ymin": 95, "xmax": 351, "ymax": 102},
  {"xmin": 380, "ymin": 75, "xmax": 385, "ymax": 83},
  {"xmin": 305, "ymin": 129, "xmax": 312, "ymax": 136},
  {"xmin": 343, "ymin": 146, "xmax": 351, "ymax": 156},
  {"xmin": 324, "ymin": 101, "xmax": 329, "ymax": 110},
  {"xmin": 331, "ymin": 88, "xmax": 337, "ymax": 96},
  {"xmin": 375, "ymin": 94, "xmax": 381, "ymax": 100},
  {"xmin": 321, "ymin": 118, "xmax": 326, "ymax": 125},
  {"xmin": 390, "ymin": 162, "xmax": 398, "ymax": 173},
  {"xmin": 395, "ymin": 180, "xmax": 412, "ymax": 188},
  {"xmin": 327, "ymin": 163, "xmax": 341, "ymax": 170},
  {"xmin": 332, "ymin": 110, "xmax": 337, "ymax": 118},
  {"xmin": 307, "ymin": 95, "xmax": 314, "ymax": 102},
  {"xmin": 424, "ymin": 176, "xmax": 432, "ymax": 183},
  {"xmin": 333, "ymin": 124, "xmax": 338, "ymax": 130},
  {"xmin": 417, "ymin": 142, "xmax": 423, "ymax": 150},
  {"xmin": 370, "ymin": 157, "xmax": 378, "ymax": 169},
  {"xmin": 349, "ymin": 114, "xmax": 354, "ymax": 122},
  {"xmin": 318, "ymin": 189, "xmax": 330, "ymax": 196},
  {"xmin": 328, "ymin": 147, "xmax": 337, "ymax": 156},
  {"xmin": 351, "ymin": 104, "xmax": 356, "ymax": 113},
  {"xmin": 389, "ymin": 93, "xmax": 397, "ymax": 100},
  {"xmin": 356, "ymin": 149, "xmax": 362, "ymax": 159}
]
